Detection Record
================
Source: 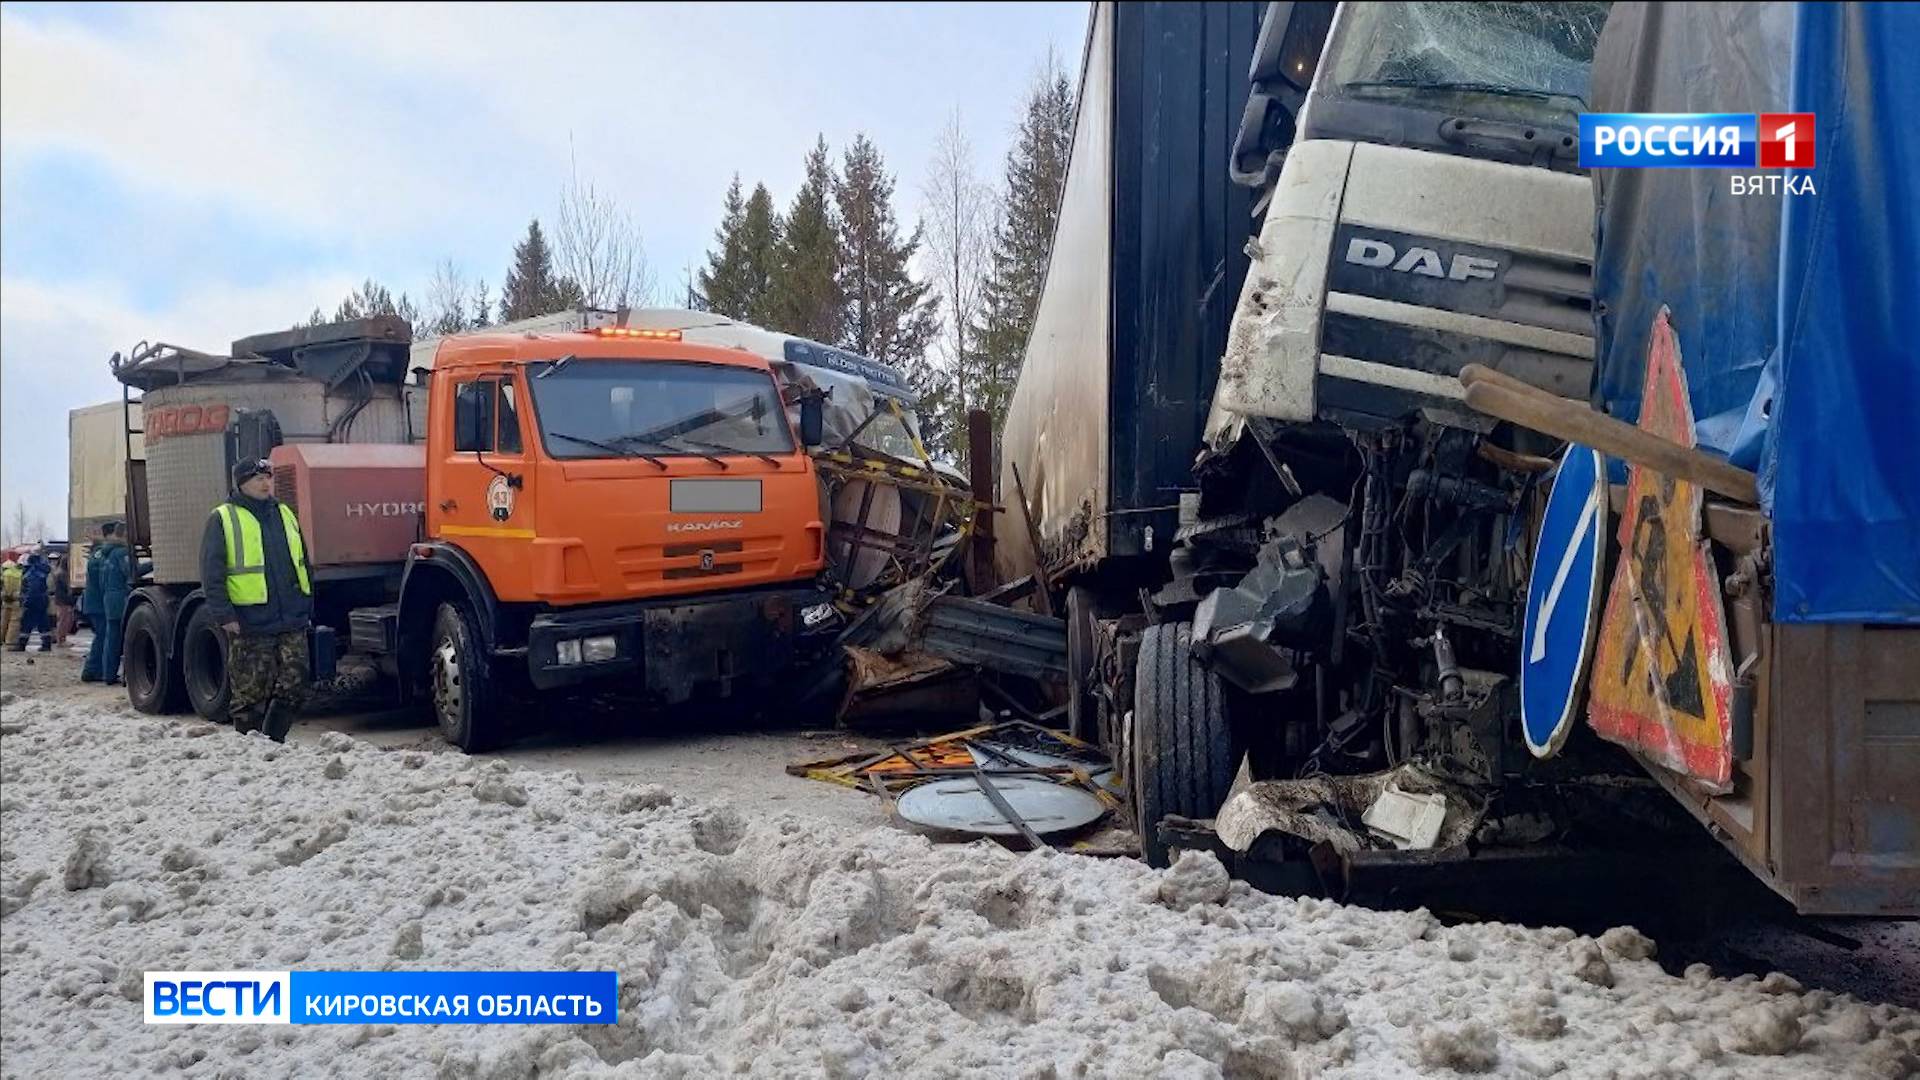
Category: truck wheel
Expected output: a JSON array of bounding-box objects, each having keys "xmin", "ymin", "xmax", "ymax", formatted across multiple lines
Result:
[
  {"xmin": 1131, "ymin": 621, "xmax": 1234, "ymax": 868},
  {"xmin": 181, "ymin": 605, "xmax": 232, "ymax": 723},
  {"xmin": 124, "ymin": 605, "xmax": 187, "ymax": 715},
  {"xmin": 790, "ymin": 651, "xmax": 848, "ymax": 727},
  {"xmin": 429, "ymin": 601, "xmax": 503, "ymax": 753},
  {"xmin": 1066, "ymin": 586, "xmax": 1099, "ymax": 743}
]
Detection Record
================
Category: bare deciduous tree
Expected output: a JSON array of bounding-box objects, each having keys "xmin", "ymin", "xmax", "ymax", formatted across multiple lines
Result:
[
  {"xmin": 553, "ymin": 153, "xmax": 657, "ymax": 310},
  {"xmin": 426, "ymin": 259, "xmax": 477, "ymax": 335},
  {"xmin": 922, "ymin": 109, "xmax": 995, "ymax": 416}
]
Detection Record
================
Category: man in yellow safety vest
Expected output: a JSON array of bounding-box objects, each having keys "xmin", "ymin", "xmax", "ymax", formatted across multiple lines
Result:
[{"xmin": 199, "ymin": 458, "xmax": 314, "ymax": 740}]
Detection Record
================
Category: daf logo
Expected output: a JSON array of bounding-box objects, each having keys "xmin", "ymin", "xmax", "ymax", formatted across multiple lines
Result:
[
  {"xmin": 666, "ymin": 519, "xmax": 743, "ymax": 534},
  {"xmin": 1345, "ymin": 237, "xmax": 1500, "ymax": 282}
]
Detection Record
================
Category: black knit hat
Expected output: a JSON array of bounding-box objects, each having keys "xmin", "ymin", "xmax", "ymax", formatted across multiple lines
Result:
[{"xmin": 233, "ymin": 457, "xmax": 272, "ymax": 486}]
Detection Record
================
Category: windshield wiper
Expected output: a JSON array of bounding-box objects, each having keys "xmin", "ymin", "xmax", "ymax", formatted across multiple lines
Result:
[
  {"xmin": 616, "ymin": 435, "xmax": 729, "ymax": 470},
  {"xmin": 548, "ymin": 431, "xmax": 667, "ymax": 469},
  {"xmin": 533, "ymin": 354, "xmax": 577, "ymax": 380},
  {"xmin": 677, "ymin": 437, "xmax": 781, "ymax": 467},
  {"xmin": 1342, "ymin": 79, "xmax": 1583, "ymax": 106}
]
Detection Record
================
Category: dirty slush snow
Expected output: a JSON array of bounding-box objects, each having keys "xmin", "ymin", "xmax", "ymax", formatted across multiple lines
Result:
[{"xmin": 1, "ymin": 690, "xmax": 1914, "ymax": 1079}]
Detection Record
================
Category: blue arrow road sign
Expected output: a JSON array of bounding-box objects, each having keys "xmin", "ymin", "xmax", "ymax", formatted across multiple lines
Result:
[{"xmin": 1521, "ymin": 444, "xmax": 1608, "ymax": 758}]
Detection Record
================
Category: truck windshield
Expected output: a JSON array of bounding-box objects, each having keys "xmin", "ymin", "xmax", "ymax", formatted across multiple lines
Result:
[
  {"xmin": 526, "ymin": 359, "xmax": 795, "ymax": 460},
  {"xmin": 1325, "ymin": 2, "xmax": 1609, "ymax": 128}
]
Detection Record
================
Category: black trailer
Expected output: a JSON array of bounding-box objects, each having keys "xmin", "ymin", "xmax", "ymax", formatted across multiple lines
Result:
[
  {"xmin": 996, "ymin": 4, "xmax": 1336, "ymax": 843},
  {"xmin": 998, "ymin": 1, "xmax": 1291, "ymax": 585}
]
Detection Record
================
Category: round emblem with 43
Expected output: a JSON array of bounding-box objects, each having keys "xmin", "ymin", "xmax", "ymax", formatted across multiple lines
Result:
[{"xmin": 486, "ymin": 475, "xmax": 516, "ymax": 522}]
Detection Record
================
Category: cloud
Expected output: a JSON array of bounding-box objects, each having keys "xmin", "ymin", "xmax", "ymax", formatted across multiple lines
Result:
[
  {"xmin": 2, "ymin": 3, "xmax": 1086, "ymax": 283},
  {"xmin": 2, "ymin": 9, "xmax": 433, "ymax": 242},
  {"xmin": 0, "ymin": 273, "xmax": 358, "ymax": 533}
]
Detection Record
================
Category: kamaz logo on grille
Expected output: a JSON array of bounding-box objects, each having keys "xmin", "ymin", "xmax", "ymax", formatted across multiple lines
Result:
[
  {"xmin": 665, "ymin": 520, "xmax": 742, "ymax": 534},
  {"xmin": 1345, "ymin": 237, "xmax": 1499, "ymax": 283}
]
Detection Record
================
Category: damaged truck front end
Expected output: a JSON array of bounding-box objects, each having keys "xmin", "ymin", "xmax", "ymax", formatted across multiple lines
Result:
[
  {"xmin": 1003, "ymin": 1, "xmax": 1650, "ymax": 880},
  {"xmin": 1158, "ymin": 0, "xmax": 1630, "ymax": 878}
]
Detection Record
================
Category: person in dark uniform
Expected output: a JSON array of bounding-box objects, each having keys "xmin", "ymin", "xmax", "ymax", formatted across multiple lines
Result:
[
  {"xmin": 12, "ymin": 552, "xmax": 53, "ymax": 651},
  {"xmin": 81, "ymin": 524, "xmax": 132, "ymax": 684},
  {"xmin": 200, "ymin": 459, "xmax": 314, "ymax": 740}
]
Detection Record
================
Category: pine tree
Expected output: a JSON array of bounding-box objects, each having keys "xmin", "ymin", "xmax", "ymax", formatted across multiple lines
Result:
[
  {"xmin": 737, "ymin": 184, "xmax": 782, "ymax": 325},
  {"xmin": 500, "ymin": 218, "xmax": 570, "ymax": 322},
  {"xmin": 700, "ymin": 177, "xmax": 784, "ymax": 323},
  {"xmin": 835, "ymin": 133, "xmax": 939, "ymax": 372},
  {"xmin": 699, "ymin": 176, "xmax": 749, "ymax": 315},
  {"xmin": 971, "ymin": 56, "xmax": 1076, "ymax": 430},
  {"xmin": 471, "ymin": 280, "xmax": 491, "ymax": 328},
  {"xmin": 313, "ymin": 279, "xmax": 423, "ymax": 335},
  {"xmin": 330, "ymin": 279, "xmax": 395, "ymax": 322},
  {"xmin": 768, "ymin": 136, "xmax": 844, "ymax": 343}
]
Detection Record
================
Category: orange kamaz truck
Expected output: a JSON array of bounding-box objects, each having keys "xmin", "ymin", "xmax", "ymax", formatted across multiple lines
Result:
[{"xmin": 113, "ymin": 316, "xmax": 844, "ymax": 750}]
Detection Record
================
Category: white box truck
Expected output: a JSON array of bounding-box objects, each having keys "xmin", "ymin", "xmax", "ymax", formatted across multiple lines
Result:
[{"xmin": 68, "ymin": 399, "xmax": 145, "ymax": 616}]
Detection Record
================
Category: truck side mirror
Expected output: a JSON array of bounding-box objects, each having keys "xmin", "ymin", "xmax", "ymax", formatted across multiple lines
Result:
[{"xmin": 799, "ymin": 395, "xmax": 825, "ymax": 448}]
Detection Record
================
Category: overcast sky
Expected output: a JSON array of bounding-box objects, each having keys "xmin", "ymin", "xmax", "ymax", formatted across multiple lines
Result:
[{"xmin": 0, "ymin": 0, "xmax": 1087, "ymax": 534}]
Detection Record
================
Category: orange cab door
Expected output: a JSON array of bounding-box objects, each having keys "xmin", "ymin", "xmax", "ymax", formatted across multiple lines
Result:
[{"xmin": 437, "ymin": 373, "xmax": 537, "ymax": 598}]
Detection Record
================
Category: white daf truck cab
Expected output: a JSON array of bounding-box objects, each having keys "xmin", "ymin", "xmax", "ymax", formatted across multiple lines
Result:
[{"xmin": 1211, "ymin": 1, "xmax": 1607, "ymax": 439}]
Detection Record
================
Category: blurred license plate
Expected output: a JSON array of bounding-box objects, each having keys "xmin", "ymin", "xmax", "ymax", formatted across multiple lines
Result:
[{"xmin": 670, "ymin": 479, "xmax": 761, "ymax": 513}]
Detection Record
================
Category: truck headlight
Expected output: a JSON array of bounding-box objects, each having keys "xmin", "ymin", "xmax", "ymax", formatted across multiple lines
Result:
[
  {"xmin": 556, "ymin": 639, "xmax": 582, "ymax": 666},
  {"xmin": 582, "ymin": 635, "xmax": 618, "ymax": 663}
]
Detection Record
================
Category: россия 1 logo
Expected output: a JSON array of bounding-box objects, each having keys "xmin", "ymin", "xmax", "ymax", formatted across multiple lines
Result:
[
  {"xmin": 1757, "ymin": 113, "xmax": 1815, "ymax": 168},
  {"xmin": 1580, "ymin": 113, "xmax": 1815, "ymax": 169}
]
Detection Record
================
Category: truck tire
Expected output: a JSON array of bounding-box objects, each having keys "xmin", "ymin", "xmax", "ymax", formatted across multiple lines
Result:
[
  {"xmin": 123, "ymin": 604, "xmax": 187, "ymax": 715},
  {"xmin": 1066, "ymin": 586, "xmax": 1099, "ymax": 743},
  {"xmin": 181, "ymin": 604, "xmax": 232, "ymax": 723},
  {"xmin": 1131, "ymin": 621, "xmax": 1234, "ymax": 868},
  {"xmin": 429, "ymin": 601, "xmax": 503, "ymax": 753}
]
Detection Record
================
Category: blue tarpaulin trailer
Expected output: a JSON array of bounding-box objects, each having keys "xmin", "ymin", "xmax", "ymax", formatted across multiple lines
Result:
[
  {"xmin": 1591, "ymin": 0, "xmax": 1920, "ymax": 625},
  {"xmin": 1766, "ymin": 1, "xmax": 1920, "ymax": 624},
  {"xmin": 1589, "ymin": 0, "xmax": 1920, "ymax": 913}
]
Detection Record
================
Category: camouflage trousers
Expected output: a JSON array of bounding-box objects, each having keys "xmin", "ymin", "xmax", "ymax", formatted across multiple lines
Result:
[{"xmin": 228, "ymin": 630, "xmax": 309, "ymax": 740}]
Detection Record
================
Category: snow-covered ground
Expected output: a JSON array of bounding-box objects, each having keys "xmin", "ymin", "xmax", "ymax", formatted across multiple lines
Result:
[{"xmin": 2, "ymin": 659, "xmax": 1915, "ymax": 1078}]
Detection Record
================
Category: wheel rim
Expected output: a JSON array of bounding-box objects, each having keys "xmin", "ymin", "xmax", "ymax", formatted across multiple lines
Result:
[{"xmin": 431, "ymin": 632, "xmax": 463, "ymax": 733}]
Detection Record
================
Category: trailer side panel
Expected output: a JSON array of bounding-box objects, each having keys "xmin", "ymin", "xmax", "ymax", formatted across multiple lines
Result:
[{"xmin": 1107, "ymin": 1, "xmax": 1262, "ymax": 561}]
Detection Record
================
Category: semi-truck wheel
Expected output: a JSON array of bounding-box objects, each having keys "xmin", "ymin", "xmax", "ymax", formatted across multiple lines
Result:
[
  {"xmin": 181, "ymin": 605, "xmax": 232, "ymax": 723},
  {"xmin": 1131, "ymin": 621, "xmax": 1234, "ymax": 868},
  {"xmin": 429, "ymin": 601, "xmax": 503, "ymax": 753},
  {"xmin": 123, "ymin": 605, "xmax": 187, "ymax": 715}
]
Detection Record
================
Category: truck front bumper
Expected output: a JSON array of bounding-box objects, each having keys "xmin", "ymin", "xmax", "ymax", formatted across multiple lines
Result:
[{"xmin": 522, "ymin": 585, "xmax": 841, "ymax": 699}]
